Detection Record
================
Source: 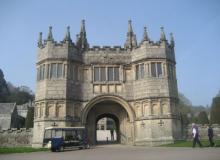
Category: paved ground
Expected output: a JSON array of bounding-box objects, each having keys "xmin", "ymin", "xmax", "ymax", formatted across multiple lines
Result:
[{"xmin": 0, "ymin": 145, "xmax": 219, "ymax": 160}]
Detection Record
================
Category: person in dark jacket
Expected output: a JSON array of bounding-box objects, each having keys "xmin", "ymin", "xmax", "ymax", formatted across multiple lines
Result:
[
  {"xmin": 208, "ymin": 125, "xmax": 215, "ymax": 147},
  {"xmin": 192, "ymin": 123, "xmax": 202, "ymax": 148}
]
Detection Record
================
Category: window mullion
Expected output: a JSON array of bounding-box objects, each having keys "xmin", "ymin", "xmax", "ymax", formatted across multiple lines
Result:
[
  {"xmin": 106, "ymin": 67, "xmax": 107, "ymax": 82},
  {"xmin": 113, "ymin": 67, "xmax": 115, "ymax": 81},
  {"xmin": 99, "ymin": 67, "xmax": 100, "ymax": 81}
]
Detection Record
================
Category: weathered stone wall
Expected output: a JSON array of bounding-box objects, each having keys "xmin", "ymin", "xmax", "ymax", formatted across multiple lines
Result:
[
  {"xmin": 185, "ymin": 124, "xmax": 220, "ymax": 140},
  {"xmin": 0, "ymin": 128, "xmax": 32, "ymax": 147}
]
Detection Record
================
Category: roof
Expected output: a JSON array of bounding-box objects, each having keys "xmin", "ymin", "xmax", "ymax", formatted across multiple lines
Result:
[{"xmin": 0, "ymin": 103, "xmax": 16, "ymax": 114}]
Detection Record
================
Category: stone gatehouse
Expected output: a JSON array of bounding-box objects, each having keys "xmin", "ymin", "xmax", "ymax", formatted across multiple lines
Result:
[{"xmin": 33, "ymin": 20, "xmax": 181, "ymax": 147}]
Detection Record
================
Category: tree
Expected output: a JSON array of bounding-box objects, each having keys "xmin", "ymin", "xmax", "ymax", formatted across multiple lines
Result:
[
  {"xmin": 178, "ymin": 93, "xmax": 192, "ymax": 125},
  {"xmin": 25, "ymin": 107, "xmax": 34, "ymax": 128},
  {"xmin": 7, "ymin": 88, "xmax": 34, "ymax": 105},
  {"xmin": 210, "ymin": 96, "xmax": 220, "ymax": 124},
  {"xmin": 6, "ymin": 83, "xmax": 34, "ymax": 105},
  {"xmin": 0, "ymin": 68, "xmax": 9, "ymax": 102},
  {"xmin": 197, "ymin": 111, "xmax": 209, "ymax": 125}
]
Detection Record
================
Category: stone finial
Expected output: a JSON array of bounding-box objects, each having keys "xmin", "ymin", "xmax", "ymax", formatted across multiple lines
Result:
[
  {"xmin": 142, "ymin": 26, "xmax": 149, "ymax": 42},
  {"xmin": 170, "ymin": 32, "xmax": 175, "ymax": 47},
  {"xmin": 76, "ymin": 34, "xmax": 80, "ymax": 43},
  {"xmin": 47, "ymin": 26, "xmax": 54, "ymax": 41},
  {"xmin": 80, "ymin": 19, "xmax": 86, "ymax": 33},
  {"xmin": 63, "ymin": 26, "xmax": 72, "ymax": 42},
  {"xmin": 128, "ymin": 19, "xmax": 133, "ymax": 33},
  {"xmin": 124, "ymin": 20, "xmax": 137, "ymax": 49},
  {"xmin": 77, "ymin": 20, "xmax": 89, "ymax": 50},
  {"xmin": 160, "ymin": 26, "xmax": 166, "ymax": 41},
  {"xmin": 38, "ymin": 32, "xmax": 43, "ymax": 47}
]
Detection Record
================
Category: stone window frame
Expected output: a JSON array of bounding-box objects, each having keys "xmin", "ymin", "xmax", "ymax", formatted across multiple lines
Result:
[
  {"xmin": 92, "ymin": 65, "xmax": 120, "ymax": 83},
  {"xmin": 150, "ymin": 62, "xmax": 163, "ymax": 78},
  {"xmin": 135, "ymin": 63, "xmax": 145, "ymax": 80},
  {"xmin": 37, "ymin": 64, "xmax": 45, "ymax": 81},
  {"xmin": 37, "ymin": 62, "xmax": 65, "ymax": 81},
  {"xmin": 48, "ymin": 62, "xmax": 64, "ymax": 80}
]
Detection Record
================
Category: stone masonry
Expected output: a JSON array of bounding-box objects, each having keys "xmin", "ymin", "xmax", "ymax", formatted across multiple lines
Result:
[
  {"xmin": 33, "ymin": 20, "xmax": 181, "ymax": 147},
  {"xmin": 0, "ymin": 128, "xmax": 32, "ymax": 147}
]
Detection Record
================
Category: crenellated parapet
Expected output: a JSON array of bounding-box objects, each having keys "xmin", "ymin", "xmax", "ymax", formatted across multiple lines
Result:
[
  {"xmin": 37, "ymin": 20, "xmax": 175, "ymax": 53},
  {"xmin": 0, "ymin": 128, "xmax": 32, "ymax": 133},
  {"xmin": 0, "ymin": 128, "xmax": 33, "ymax": 147}
]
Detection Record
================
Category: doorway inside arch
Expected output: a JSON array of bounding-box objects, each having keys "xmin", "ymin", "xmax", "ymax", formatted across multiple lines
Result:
[
  {"xmin": 96, "ymin": 114, "xmax": 119, "ymax": 144},
  {"xmin": 85, "ymin": 100, "xmax": 133, "ymax": 145}
]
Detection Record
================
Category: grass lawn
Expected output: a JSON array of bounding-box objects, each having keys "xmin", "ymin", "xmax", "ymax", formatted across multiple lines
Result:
[
  {"xmin": 0, "ymin": 147, "xmax": 48, "ymax": 154},
  {"xmin": 161, "ymin": 139, "xmax": 220, "ymax": 147}
]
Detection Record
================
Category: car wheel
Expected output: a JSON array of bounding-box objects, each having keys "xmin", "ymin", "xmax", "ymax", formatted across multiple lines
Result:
[
  {"xmin": 51, "ymin": 148, "xmax": 56, "ymax": 152},
  {"xmin": 79, "ymin": 147, "xmax": 83, "ymax": 150}
]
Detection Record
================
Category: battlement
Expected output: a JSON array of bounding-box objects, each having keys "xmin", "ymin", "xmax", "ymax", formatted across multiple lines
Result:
[
  {"xmin": 37, "ymin": 20, "xmax": 175, "ymax": 52},
  {"xmin": 88, "ymin": 45, "xmax": 126, "ymax": 52},
  {"xmin": 0, "ymin": 128, "xmax": 32, "ymax": 133},
  {"xmin": 0, "ymin": 128, "xmax": 33, "ymax": 147}
]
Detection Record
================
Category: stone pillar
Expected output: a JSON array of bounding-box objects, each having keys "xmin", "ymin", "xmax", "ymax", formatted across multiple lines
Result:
[
  {"xmin": 54, "ymin": 101, "xmax": 58, "ymax": 118},
  {"xmin": 163, "ymin": 62, "xmax": 167, "ymax": 77},
  {"xmin": 167, "ymin": 99, "xmax": 172, "ymax": 115},
  {"xmin": 149, "ymin": 99, "xmax": 152, "ymax": 116},
  {"xmin": 43, "ymin": 102, "xmax": 47, "ymax": 118},
  {"xmin": 159, "ymin": 99, "xmax": 163, "ymax": 115}
]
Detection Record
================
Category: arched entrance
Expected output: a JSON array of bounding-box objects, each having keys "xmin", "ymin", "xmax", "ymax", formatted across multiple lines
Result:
[
  {"xmin": 96, "ymin": 113, "xmax": 119, "ymax": 144},
  {"xmin": 81, "ymin": 95, "xmax": 135, "ymax": 145}
]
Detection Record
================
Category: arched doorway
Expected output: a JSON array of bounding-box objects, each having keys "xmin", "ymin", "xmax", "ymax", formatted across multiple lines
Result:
[
  {"xmin": 81, "ymin": 95, "xmax": 135, "ymax": 145},
  {"xmin": 96, "ymin": 114, "xmax": 119, "ymax": 144}
]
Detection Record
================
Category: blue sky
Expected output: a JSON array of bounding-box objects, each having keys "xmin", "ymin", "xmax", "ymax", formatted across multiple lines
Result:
[{"xmin": 0, "ymin": 0, "xmax": 219, "ymax": 106}]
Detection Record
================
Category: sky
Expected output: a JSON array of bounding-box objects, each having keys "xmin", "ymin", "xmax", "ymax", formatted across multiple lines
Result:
[{"xmin": 0, "ymin": 0, "xmax": 220, "ymax": 106}]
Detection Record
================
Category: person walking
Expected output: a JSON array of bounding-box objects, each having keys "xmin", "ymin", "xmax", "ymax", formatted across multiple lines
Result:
[
  {"xmin": 208, "ymin": 125, "xmax": 215, "ymax": 147},
  {"xmin": 192, "ymin": 123, "xmax": 202, "ymax": 148},
  {"xmin": 110, "ymin": 129, "xmax": 114, "ymax": 141}
]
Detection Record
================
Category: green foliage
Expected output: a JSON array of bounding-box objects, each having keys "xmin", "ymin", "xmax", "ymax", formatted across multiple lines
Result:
[
  {"xmin": 6, "ymin": 90, "xmax": 34, "ymax": 105},
  {"xmin": 210, "ymin": 97, "xmax": 220, "ymax": 124},
  {"xmin": 0, "ymin": 147, "xmax": 48, "ymax": 154},
  {"xmin": 178, "ymin": 93, "xmax": 210, "ymax": 125},
  {"xmin": 0, "ymin": 68, "xmax": 34, "ymax": 104},
  {"xmin": 178, "ymin": 93, "xmax": 192, "ymax": 126},
  {"xmin": 25, "ymin": 107, "xmax": 34, "ymax": 129},
  {"xmin": 0, "ymin": 69, "xmax": 9, "ymax": 102},
  {"xmin": 197, "ymin": 111, "xmax": 209, "ymax": 125}
]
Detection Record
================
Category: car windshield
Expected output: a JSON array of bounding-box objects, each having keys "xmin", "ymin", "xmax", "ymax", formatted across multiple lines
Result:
[{"xmin": 44, "ymin": 128, "xmax": 84, "ymax": 141}]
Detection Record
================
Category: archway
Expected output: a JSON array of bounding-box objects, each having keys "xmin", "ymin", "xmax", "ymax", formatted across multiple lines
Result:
[
  {"xmin": 96, "ymin": 113, "xmax": 119, "ymax": 144},
  {"xmin": 82, "ymin": 95, "xmax": 135, "ymax": 145}
]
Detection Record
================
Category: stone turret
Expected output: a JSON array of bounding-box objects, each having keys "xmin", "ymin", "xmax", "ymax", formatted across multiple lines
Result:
[
  {"xmin": 142, "ymin": 27, "xmax": 149, "ymax": 42},
  {"xmin": 170, "ymin": 32, "xmax": 175, "ymax": 47},
  {"xmin": 160, "ymin": 26, "xmax": 166, "ymax": 41},
  {"xmin": 47, "ymin": 26, "xmax": 54, "ymax": 42},
  {"xmin": 139, "ymin": 26, "xmax": 150, "ymax": 46},
  {"xmin": 76, "ymin": 20, "xmax": 89, "ymax": 50},
  {"xmin": 124, "ymin": 20, "xmax": 137, "ymax": 50},
  {"xmin": 63, "ymin": 26, "xmax": 72, "ymax": 42},
  {"xmin": 37, "ymin": 32, "xmax": 43, "ymax": 48}
]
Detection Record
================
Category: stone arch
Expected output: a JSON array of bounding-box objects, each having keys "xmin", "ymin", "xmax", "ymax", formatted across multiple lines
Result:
[
  {"xmin": 81, "ymin": 95, "xmax": 135, "ymax": 125},
  {"xmin": 95, "ymin": 113, "xmax": 120, "ymax": 142}
]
